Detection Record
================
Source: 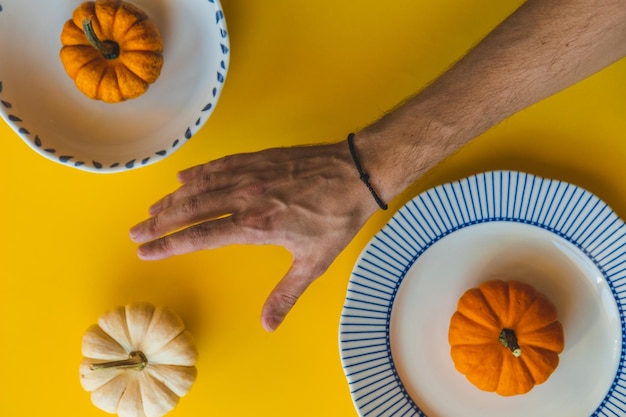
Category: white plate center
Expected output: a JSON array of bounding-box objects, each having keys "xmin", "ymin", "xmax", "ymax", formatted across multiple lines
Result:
[{"xmin": 390, "ymin": 222, "xmax": 621, "ymax": 417}]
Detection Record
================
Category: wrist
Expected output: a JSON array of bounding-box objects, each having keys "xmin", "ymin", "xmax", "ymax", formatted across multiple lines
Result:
[
  {"xmin": 351, "ymin": 104, "xmax": 459, "ymax": 205},
  {"xmin": 346, "ymin": 133, "xmax": 388, "ymax": 210}
]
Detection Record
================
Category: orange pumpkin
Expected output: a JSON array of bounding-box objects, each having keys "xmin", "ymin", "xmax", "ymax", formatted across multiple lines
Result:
[
  {"xmin": 448, "ymin": 280, "xmax": 564, "ymax": 396},
  {"xmin": 60, "ymin": 0, "xmax": 164, "ymax": 103}
]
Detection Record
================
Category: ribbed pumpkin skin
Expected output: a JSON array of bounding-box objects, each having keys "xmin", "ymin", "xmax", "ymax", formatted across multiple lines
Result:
[
  {"xmin": 448, "ymin": 280, "xmax": 564, "ymax": 396},
  {"xmin": 60, "ymin": 0, "xmax": 163, "ymax": 103},
  {"xmin": 80, "ymin": 302, "xmax": 198, "ymax": 417}
]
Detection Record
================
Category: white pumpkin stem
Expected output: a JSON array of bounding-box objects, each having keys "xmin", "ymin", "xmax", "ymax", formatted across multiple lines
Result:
[
  {"xmin": 82, "ymin": 17, "xmax": 120, "ymax": 60},
  {"xmin": 499, "ymin": 328, "xmax": 522, "ymax": 357},
  {"xmin": 90, "ymin": 351, "xmax": 148, "ymax": 371}
]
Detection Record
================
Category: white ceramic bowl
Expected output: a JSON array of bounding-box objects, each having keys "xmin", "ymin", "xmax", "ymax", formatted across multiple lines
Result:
[{"xmin": 0, "ymin": 0, "xmax": 229, "ymax": 173}]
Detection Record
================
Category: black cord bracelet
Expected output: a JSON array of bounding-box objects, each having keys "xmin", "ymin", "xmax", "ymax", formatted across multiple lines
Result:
[{"xmin": 347, "ymin": 133, "xmax": 388, "ymax": 210}]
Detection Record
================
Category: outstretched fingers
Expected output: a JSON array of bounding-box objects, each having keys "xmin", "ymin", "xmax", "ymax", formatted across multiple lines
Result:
[
  {"xmin": 130, "ymin": 142, "xmax": 367, "ymax": 331},
  {"xmin": 149, "ymin": 171, "xmax": 240, "ymax": 216},
  {"xmin": 135, "ymin": 216, "xmax": 251, "ymax": 260},
  {"xmin": 130, "ymin": 190, "xmax": 242, "ymax": 244}
]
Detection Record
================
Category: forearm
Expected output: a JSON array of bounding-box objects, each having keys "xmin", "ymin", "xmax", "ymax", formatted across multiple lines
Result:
[
  {"xmin": 131, "ymin": 0, "xmax": 626, "ymax": 331},
  {"xmin": 355, "ymin": 0, "xmax": 626, "ymax": 203}
]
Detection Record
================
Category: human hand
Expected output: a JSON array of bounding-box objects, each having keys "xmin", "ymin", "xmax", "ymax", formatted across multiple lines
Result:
[{"xmin": 129, "ymin": 141, "xmax": 379, "ymax": 331}]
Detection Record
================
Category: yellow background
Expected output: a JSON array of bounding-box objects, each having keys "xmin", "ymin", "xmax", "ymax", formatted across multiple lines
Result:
[{"xmin": 1, "ymin": 1, "xmax": 625, "ymax": 416}]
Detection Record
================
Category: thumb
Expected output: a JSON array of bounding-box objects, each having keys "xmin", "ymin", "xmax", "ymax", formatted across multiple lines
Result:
[{"xmin": 260, "ymin": 261, "xmax": 320, "ymax": 332}]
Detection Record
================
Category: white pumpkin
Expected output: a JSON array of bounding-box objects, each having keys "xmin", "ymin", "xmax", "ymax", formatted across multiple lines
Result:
[{"xmin": 80, "ymin": 302, "xmax": 198, "ymax": 417}]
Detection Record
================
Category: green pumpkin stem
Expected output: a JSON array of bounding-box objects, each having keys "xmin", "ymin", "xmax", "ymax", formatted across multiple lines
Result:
[
  {"xmin": 499, "ymin": 328, "xmax": 522, "ymax": 357},
  {"xmin": 82, "ymin": 17, "xmax": 120, "ymax": 60},
  {"xmin": 90, "ymin": 351, "xmax": 148, "ymax": 371}
]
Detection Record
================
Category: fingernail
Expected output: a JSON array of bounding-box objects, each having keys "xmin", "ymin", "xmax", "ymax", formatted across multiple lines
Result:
[
  {"xmin": 177, "ymin": 172, "xmax": 189, "ymax": 183},
  {"xmin": 136, "ymin": 245, "xmax": 151, "ymax": 260},
  {"xmin": 129, "ymin": 225, "xmax": 142, "ymax": 242},
  {"xmin": 261, "ymin": 316, "xmax": 279, "ymax": 332},
  {"xmin": 148, "ymin": 203, "xmax": 160, "ymax": 216}
]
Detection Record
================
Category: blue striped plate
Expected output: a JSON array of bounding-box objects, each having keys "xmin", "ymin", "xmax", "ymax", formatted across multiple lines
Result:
[{"xmin": 340, "ymin": 171, "xmax": 626, "ymax": 417}]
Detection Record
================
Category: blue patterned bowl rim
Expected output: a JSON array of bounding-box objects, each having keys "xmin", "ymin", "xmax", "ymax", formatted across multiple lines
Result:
[{"xmin": 0, "ymin": 0, "xmax": 230, "ymax": 173}]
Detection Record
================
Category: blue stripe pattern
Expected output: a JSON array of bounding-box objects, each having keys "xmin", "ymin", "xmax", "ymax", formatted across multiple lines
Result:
[{"xmin": 339, "ymin": 171, "xmax": 626, "ymax": 417}]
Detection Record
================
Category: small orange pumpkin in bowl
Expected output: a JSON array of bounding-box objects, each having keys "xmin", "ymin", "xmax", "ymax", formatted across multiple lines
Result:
[
  {"xmin": 448, "ymin": 279, "xmax": 565, "ymax": 396},
  {"xmin": 60, "ymin": 0, "xmax": 164, "ymax": 103}
]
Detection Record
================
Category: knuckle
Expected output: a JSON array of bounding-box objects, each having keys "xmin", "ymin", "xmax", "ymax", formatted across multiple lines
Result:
[
  {"xmin": 180, "ymin": 195, "xmax": 201, "ymax": 216},
  {"xmin": 246, "ymin": 210, "xmax": 269, "ymax": 227},
  {"xmin": 230, "ymin": 215, "xmax": 253, "ymax": 238},
  {"xmin": 159, "ymin": 194, "xmax": 173, "ymax": 209},
  {"xmin": 274, "ymin": 291, "xmax": 300, "ymax": 311},
  {"xmin": 220, "ymin": 154, "xmax": 235, "ymax": 165},
  {"xmin": 234, "ymin": 210, "xmax": 275, "ymax": 236},
  {"xmin": 195, "ymin": 173, "xmax": 213, "ymax": 192},
  {"xmin": 185, "ymin": 224, "xmax": 209, "ymax": 247},
  {"xmin": 235, "ymin": 179, "xmax": 266, "ymax": 198},
  {"xmin": 146, "ymin": 215, "xmax": 162, "ymax": 235},
  {"xmin": 152, "ymin": 236, "xmax": 175, "ymax": 256},
  {"xmin": 190, "ymin": 172, "xmax": 214, "ymax": 195},
  {"xmin": 214, "ymin": 154, "xmax": 237, "ymax": 170}
]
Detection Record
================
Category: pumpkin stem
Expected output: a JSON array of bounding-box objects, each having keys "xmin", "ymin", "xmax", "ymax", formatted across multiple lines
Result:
[
  {"xmin": 499, "ymin": 328, "xmax": 522, "ymax": 357},
  {"xmin": 89, "ymin": 351, "xmax": 148, "ymax": 371},
  {"xmin": 82, "ymin": 17, "xmax": 120, "ymax": 60}
]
